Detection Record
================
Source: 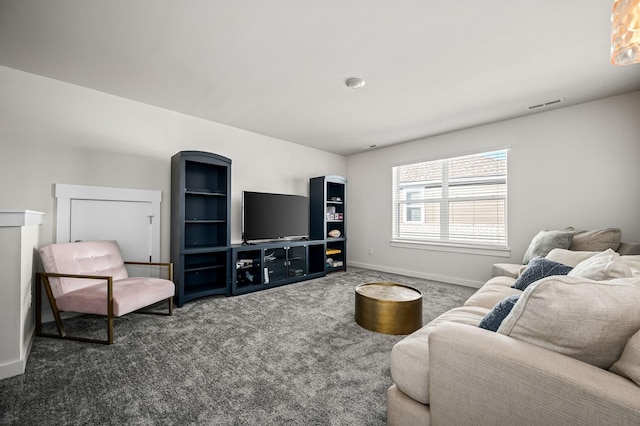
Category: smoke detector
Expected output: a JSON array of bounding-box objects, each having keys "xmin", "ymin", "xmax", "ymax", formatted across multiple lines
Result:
[{"xmin": 346, "ymin": 77, "xmax": 366, "ymax": 89}]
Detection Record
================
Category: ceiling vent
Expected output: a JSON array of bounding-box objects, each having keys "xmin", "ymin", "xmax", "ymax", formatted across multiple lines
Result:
[{"xmin": 527, "ymin": 97, "xmax": 565, "ymax": 110}]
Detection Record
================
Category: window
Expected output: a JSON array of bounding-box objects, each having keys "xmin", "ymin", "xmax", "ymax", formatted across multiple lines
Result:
[
  {"xmin": 392, "ymin": 149, "xmax": 508, "ymax": 249},
  {"xmin": 404, "ymin": 188, "xmax": 423, "ymax": 222}
]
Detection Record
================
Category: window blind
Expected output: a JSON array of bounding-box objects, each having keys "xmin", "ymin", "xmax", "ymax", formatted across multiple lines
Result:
[{"xmin": 392, "ymin": 150, "xmax": 508, "ymax": 248}]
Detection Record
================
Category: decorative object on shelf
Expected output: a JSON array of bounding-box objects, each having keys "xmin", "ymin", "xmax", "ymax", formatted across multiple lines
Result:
[
  {"xmin": 328, "ymin": 229, "xmax": 341, "ymax": 238},
  {"xmin": 611, "ymin": 0, "xmax": 640, "ymax": 65}
]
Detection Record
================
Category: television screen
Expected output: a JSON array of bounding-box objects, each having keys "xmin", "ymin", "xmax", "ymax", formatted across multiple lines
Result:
[{"xmin": 242, "ymin": 191, "xmax": 309, "ymax": 242}]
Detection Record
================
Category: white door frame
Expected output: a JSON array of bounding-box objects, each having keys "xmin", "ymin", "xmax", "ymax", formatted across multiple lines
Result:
[{"xmin": 54, "ymin": 184, "xmax": 162, "ymax": 261}]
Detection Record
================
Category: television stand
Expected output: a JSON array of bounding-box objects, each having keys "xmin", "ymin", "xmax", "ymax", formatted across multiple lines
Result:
[{"xmin": 231, "ymin": 239, "xmax": 327, "ymax": 295}]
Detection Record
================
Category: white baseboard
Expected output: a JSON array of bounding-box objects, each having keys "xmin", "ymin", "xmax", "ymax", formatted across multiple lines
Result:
[
  {"xmin": 347, "ymin": 261, "xmax": 484, "ymax": 289},
  {"xmin": 0, "ymin": 326, "xmax": 34, "ymax": 380}
]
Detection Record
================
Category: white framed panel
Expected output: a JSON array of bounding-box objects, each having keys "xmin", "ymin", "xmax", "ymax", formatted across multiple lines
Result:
[{"xmin": 54, "ymin": 184, "xmax": 162, "ymax": 261}]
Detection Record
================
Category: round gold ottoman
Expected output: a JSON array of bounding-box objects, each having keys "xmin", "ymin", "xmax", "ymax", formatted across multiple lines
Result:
[{"xmin": 355, "ymin": 282, "xmax": 423, "ymax": 335}]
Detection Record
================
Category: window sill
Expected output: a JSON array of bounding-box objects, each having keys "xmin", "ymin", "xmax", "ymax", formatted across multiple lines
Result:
[{"xmin": 390, "ymin": 239, "xmax": 511, "ymax": 257}]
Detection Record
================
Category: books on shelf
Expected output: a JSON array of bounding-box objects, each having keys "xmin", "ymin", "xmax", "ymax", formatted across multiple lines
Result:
[{"xmin": 326, "ymin": 248, "xmax": 342, "ymax": 255}]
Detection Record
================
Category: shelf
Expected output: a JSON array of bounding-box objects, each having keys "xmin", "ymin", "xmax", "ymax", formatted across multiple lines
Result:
[
  {"xmin": 186, "ymin": 190, "xmax": 226, "ymax": 196},
  {"xmin": 184, "ymin": 264, "xmax": 225, "ymax": 273}
]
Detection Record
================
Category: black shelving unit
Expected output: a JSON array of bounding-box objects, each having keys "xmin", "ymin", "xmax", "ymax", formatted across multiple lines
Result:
[
  {"xmin": 310, "ymin": 175, "xmax": 347, "ymax": 272},
  {"xmin": 171, "ymin": 151, "xmax": 231, "ymax": 306},
  {"xmin": 231, "ymin": 240, "xmax": 326, "ymax": 295}
]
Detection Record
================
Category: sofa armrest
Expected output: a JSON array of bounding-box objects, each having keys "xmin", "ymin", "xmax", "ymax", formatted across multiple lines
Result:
[{"xmin": 428, "ymin": 323, "xmax": 640, "ymax": 426}]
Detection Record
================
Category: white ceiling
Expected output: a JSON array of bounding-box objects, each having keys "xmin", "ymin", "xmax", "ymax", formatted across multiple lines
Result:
[{"xmin": 1, "ymin": 1, "xmax": 639, "ymax": 156}]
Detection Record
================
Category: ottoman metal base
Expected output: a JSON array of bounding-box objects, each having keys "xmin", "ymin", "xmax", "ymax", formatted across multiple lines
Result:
[{"xmin": 355, "ymin": 282, "xmax": 423, "ymax": 335}]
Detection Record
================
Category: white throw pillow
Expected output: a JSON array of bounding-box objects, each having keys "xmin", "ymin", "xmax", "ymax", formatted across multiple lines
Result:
[
  {"xmin": 567, "ymin": 248, "xmax": 632, "ymax": 281},
  {"xmin": 497, "ymin": 275, "xmax": 640, "ymax": 369}
]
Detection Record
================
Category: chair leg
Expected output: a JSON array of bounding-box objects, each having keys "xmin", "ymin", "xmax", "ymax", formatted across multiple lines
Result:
[
  {"xmin": 35, "ymin": 273, "xmax": 112, "ymax": 345},
  {"xmin": 36, "ymin": 274, "xmax": 68, "ymax": 339}
]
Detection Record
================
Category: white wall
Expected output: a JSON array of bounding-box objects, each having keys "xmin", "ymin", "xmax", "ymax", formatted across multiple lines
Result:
[
  {"xmin": 0, "ymin": 66, "xmax": 347, "ymax": 257},
  {"xmin": 346, "ymin": 91, "xmax": 640, "ymax": 287}
]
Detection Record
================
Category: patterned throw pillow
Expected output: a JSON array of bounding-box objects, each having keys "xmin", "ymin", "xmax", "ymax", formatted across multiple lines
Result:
[
  {"xmin": 478, "ymin": 295, "xmax": 520, "ymax": 332},
  {"xmin": 512, "ymin": 257, "xmax": 573, "ymax": 291}
]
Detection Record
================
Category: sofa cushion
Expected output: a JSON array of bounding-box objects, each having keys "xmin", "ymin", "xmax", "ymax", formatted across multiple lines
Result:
[
  {"xmin": 610, "ymin": 329, "xmax": 640, "ymax": 386},
  {"xmin": 545, "ymin": 248, "xmax": 599, "ymax": 267},
  {"xmin": 618, "ymin": 242, "xmax": 640, "ymax": 256},
  {"xmin": 464, "ymin": 276, "xmax": 520, "ymax": 310},
  {"xmin": 491, "ymin": 263, "xmax": 523, "ymax": 279},
  {"xmin": 511, "ymin": 257, "xmax": 573, "ymax": 291},
  {"xmin": 39, "ymin": 240, "xmax": 129, "ymax": 298},
  {"xmin": 523, "ymin": 229, "xmax": 574, "ymax": 264},
  {"xmin": 622, "ymin": 255, "xmax": 640, "ymax": 277},
  {"xmin": 478, "ymin": 295, "xmax": 520, "ymax": 332},
  {"xmin": 497, "ymin": 275, "xmax": 640, "ymax": 369},
  {"xmin": 567, "ymin": 249, "xmax": 632, "ymax": 281},
  {"xmin": 570, "ymin": 228, "xmax": 621, "ymax": 252},
  {"xmin": 390, "ymin": 306, "xmax": 489, "ymax": 405}
]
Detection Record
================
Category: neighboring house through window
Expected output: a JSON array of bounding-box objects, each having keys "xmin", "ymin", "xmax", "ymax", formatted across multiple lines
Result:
[{"xmin": 392, "ymin": 149, "xmax": 508, "ymax": 249}]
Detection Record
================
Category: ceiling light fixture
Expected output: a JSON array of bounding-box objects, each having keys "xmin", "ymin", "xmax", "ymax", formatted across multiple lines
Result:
[
  {"xmin": 345, "ymin": 77, "xmax": 366, "ymax": 89},
  {"xmin": 611, "ymin": 0, "xmax": 640, "ymax": 65}
]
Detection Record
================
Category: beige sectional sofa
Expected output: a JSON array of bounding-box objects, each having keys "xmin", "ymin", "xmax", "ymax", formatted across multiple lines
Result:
[{"xmin": 387, "ymin": 232, "xmax": 640, "ymax": 425}]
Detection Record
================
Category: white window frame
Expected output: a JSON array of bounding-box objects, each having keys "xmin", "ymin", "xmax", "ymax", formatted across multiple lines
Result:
[
  {"xmin": 391, "ymin": 149, "xmax": 510, "ymax": 257},
  {"xmin": 404, "ymin": 187, "xmax": 424, "ymax": 223}
]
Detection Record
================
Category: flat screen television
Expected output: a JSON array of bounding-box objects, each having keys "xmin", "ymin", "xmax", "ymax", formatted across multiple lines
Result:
[{"xmin": 242, "ymin": 191, "xmax": 309, "ymax": 242}]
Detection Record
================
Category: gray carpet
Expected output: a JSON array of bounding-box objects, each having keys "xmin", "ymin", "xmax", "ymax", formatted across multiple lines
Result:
[{"xmin": 0, "ymin": 267, "xmax": 475, "ymax": 425}]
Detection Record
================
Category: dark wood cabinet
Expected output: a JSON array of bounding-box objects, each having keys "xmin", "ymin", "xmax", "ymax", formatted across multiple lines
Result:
[
  {"xmin": 171, "ymin": 151, "xmax": 231, "ymax": 306},
  {"xmin": 231, "ymin": 240, "xmax": 326, "ymax": 295},
  {"xmin": 310, "ymin": 175, "xmax": 347, "ymax": 272}
]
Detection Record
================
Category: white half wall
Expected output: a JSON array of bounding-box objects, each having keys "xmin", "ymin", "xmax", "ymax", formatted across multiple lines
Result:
[
  {"xmin": 346, "ymin": 91, "xmax": 640, "ymax": 287},
  {"xmin": 0, "ymin": 66, "xmax": 347, "ymax": 256}
]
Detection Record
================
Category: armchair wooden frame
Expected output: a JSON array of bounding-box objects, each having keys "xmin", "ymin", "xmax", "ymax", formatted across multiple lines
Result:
[{"xmin": 36, "ymin": 261, "xmax": 174, "ymax": 345}]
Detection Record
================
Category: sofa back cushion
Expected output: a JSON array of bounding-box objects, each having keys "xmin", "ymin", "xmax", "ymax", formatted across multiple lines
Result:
[
  {"xmin": 546, "ymin": 248, "xmax": 599, "ymax": 267},
  {"xmin": 570, "ymin": 228, "xmax": 621, "ymax": 251},
  {"xmin": 39, "ymin": 240, "xmax": 129, "ymax": 298},
  {"xmin": 497, "ymin": 275, "xmax": 640, "ymax": 369}
]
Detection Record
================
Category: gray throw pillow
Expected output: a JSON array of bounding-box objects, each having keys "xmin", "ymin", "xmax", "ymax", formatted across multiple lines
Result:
[
  {"xmin": 523, "ymin": 229, "xmax": 574, "ymax": 264},
  {"xmin": 512, "ymin": 257, "xmax": 573, "ymax": 291},
  {"xmin": 478, "ymin": 295, "xmax": 520, "ymax": 332}
]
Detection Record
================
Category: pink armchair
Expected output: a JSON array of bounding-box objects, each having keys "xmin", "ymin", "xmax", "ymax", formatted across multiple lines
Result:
[{"xmin": 36, "ymin": 240, "xmax": 175, "ymax": 344}]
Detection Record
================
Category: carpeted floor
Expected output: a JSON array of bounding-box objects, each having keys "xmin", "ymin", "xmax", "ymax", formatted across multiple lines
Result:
[{"xmin": 0, "ymin": 267, "xmax": 475, "ymax": 425}]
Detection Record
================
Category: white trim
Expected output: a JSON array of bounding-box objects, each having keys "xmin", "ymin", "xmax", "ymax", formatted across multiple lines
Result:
[
  {"xmin": 390, "ymin": 239, "xmax": 511, "ymax": 258},
  {"xmin": 347, "ymin": 261, "xmax": 485, "ymax": 289},
  {"xmin": 0, "ymin": 210, "xmax": 45, "ymax": 227},
  {"xmin": 53, "ymin": 184, "xmax": 162, "ymax": 261}
]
